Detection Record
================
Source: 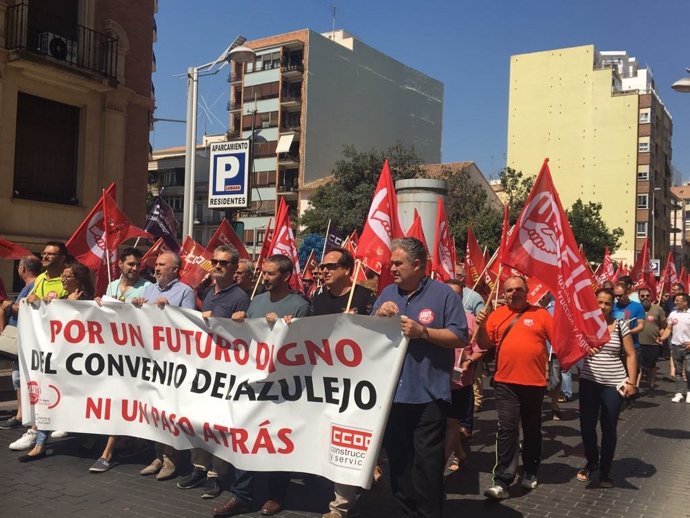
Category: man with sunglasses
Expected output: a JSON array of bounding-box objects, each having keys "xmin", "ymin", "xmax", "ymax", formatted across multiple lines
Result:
[
  {"xmin": 612, "ymin": 281, "xmax": 645, "ymax": 392},
  {"xmin": 179, "ymin": 245, "xmax": 250, "ymax": 499},
  {"xmin": 311, "ymin": 248, "xmax": 376, "ymax": 518}
]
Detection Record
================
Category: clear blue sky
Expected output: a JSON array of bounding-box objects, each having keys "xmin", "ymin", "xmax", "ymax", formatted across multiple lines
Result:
[{"xmin": 152, "ymin": 0, "xmax": 690, "ymax": 182}]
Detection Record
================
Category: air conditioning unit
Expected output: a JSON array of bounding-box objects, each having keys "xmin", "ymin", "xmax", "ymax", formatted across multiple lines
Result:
[{"xmin": 38, "ymin": 32, "xmax": 78, "ymax": 63}]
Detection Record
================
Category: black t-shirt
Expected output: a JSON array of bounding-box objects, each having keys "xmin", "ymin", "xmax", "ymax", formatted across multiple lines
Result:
[{"xmin": 310, "ymin": 284, "xmax": 377, "ymax": 316}]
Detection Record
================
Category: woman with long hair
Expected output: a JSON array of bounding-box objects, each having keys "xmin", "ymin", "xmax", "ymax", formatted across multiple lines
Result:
[
  {"xmin": 576, "ymin": 287, "xmax": 638, "ymax": 487},
  {"xmin": 18, "ymin": 261, "xmax": 94, "ymax": 462}
]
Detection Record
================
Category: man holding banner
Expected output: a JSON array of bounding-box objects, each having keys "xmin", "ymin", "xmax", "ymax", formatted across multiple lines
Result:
[
  {"xmin": 133, "ymin": 251, "xmax": 195, "ymax": 480},
  {"xmin": 374, "ymin": 237, "xmax": 467, "ymax": 518}
]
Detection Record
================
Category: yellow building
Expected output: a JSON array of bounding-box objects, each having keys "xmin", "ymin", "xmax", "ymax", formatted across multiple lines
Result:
[{"xmin": 507, "ymin": 44, "xmax": 673, "ymax": 265}]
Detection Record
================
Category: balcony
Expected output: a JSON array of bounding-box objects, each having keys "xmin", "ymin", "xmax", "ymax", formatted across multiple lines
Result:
[
  {"xmin": 280, "ymin": 92, "xmax": 302, "ymax": 111},
  {"xmin": 281, "ymin": 62, "xmax": 304, "ymax": 80},
  {"xmin": 4, "ymin": 3, "xmax": 119, "ymax": 82},
  {"xmin": 278, "ymin": 152, "xmax": 300, "ymax": 167},
  {"xmin": 226, "ymin": 100, "xmax": 242, "ymax": 111}
]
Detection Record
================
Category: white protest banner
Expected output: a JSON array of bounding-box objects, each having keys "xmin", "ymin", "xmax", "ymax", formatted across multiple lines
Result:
[{"xmin": 17, "ymin": 301, "xmax": 408, "ymax": 488}]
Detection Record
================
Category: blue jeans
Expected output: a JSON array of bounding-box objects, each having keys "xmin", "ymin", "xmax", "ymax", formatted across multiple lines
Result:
[{"xmin": 578, "ymin": 378, "xmax": 623, "ymax": 478}]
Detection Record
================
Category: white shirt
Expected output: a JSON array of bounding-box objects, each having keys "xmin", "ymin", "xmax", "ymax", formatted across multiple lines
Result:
[{"xmin": 668, "ymin": 309, "xmax": 690, "ymax": 346}]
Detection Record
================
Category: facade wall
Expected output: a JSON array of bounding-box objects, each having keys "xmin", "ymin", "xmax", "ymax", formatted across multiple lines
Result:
[
  {"xmin": 303, "ymin": 30, "xmax": 443, "ymax": 187},
  {"xmin": 507, "ymin": 45, "xmax": 639, "ymax": 264},
  {"xmin": 0, "ymin": 0, "xmax": 154, "ymax": 288}
]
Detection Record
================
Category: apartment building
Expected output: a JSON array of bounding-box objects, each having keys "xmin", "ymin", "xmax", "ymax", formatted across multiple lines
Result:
[{"xmin": 507, "ymin": 45, "xmax": 673, "ymax": 265}]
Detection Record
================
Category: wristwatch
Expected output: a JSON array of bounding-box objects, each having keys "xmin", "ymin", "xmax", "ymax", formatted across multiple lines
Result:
[{"xmin": 420, "ymin": 326, "xmax": 429, "ymax": 340}]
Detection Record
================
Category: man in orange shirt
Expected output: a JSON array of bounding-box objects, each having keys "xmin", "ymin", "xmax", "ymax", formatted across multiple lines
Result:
[{"xmin": 476, "ymin": 276, "xmax": 553, "ymax": 500}]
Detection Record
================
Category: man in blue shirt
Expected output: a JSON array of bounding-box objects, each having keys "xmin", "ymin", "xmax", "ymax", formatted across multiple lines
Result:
[
  {"xmin": 374, "ymin": 237, "xmax": 467, "ymax": 518},
  {"xmin": 133, "ymin": 251, "xmax": 195, "ymax": 481},
  {"xmin": 613, "ymin": 281, "xmax": 645, "ymax": 390}
]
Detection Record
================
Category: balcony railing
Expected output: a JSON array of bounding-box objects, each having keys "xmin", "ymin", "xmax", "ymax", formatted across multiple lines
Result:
[
  {"xmin": 4, "ymin": 2, "xmax": 119, "ymax": 81},
  {"xmin": 281, "ymin": 62, "xmax": 304, "ymax": 73}
]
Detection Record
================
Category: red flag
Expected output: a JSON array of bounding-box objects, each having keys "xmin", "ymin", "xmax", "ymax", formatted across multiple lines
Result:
[
  {"xmin": 66, "ymin": 183, "xmax": 117, "ymax": 270},
  {"xmin": 0, "ymin": 237, "xmax": 32, "ymax": 260},
  {"xmin": 502, "ymin": 159, "xmax": 609, "ymax": 370},
  {"xmin": 657, "ymin": 251, "xmax": 677, "ymax": 300},
  {"xmin": 406, "ymin": 209, "xmax": 431, "ymax": 275},
  {"xmin": 207, "ymin": 218, "xmax": 251, "ymax": 259},
  {"xmin": 356, "ymin": 160, "xmax": 402, "ymax": 292},
  {"xmin": 632, "ymin": 239, "xmax": 657, "ymax": 295},
  {"xmin": 499, "ymin": 203, "xmax": 510, "ymax": 260},
  {"xmin": 301, "ymin": 249, "xmax": 319, "ymax": 280},
  {"xmin": 178, "ymin": 236, "xmax": 213, "ymax": 289},
  {"xmin": 269, "ymin": 198, "xmax": 303, "ymax": 293},
  {"xmin": 602, "ymin": 247, "xmax": 615, "ymax": 283},
  {"xmin": 431, "ymin": 199, "xmax": 455, "ymax": 281},
  {"xmin": 102, "ymin": 191, "xmax": 151, "ymax": 251},
  {"xmin": 142, "ymin": 237, "xmax": 171, "ymax": 270},
  {"xmin": 464, "ymin": 225, "xmax": 486, "ymax": 286},
  {"xmin": 617, "ymin": 262, "xmax": 629, "ymax": 279},
  {"xmin": 255, "ymin": 219, "xmax": 274, "ymax": 273},
  {"xmin": 679, "ymin": 266, "xmax": 688, "ymax": 293}
]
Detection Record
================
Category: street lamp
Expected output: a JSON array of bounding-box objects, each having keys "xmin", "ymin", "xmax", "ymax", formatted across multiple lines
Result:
[
  {"xmin": 672, "ymin": 67, "xmax": 690, "ymax": 93},
  {"xmin": 182, "ymin": 37, "xmax": 256, "ymax": 239}
]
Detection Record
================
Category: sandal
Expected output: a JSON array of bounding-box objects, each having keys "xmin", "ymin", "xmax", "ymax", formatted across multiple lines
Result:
[{"xmin": 576, "ymin": 467, "xmax": 592, "ymax": 482}]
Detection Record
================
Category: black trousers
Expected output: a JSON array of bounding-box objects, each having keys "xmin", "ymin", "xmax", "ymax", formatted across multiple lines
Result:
[
  {"xmin": 492, "ymin": 382, "xmax": 545, "ymax": 488},
  {"xmin": 383, "ymin": 400, "xmax": 447, "ymax": 518}
]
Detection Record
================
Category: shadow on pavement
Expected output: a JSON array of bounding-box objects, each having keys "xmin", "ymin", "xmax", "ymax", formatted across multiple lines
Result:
[{"xmin": 644, "ymin": 427, "xmax": 690, "ymax": 439}]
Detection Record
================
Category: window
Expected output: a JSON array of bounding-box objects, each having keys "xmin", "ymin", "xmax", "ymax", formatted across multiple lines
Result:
[
  {"xmin": 637, "ymin": 194, "xmax": 648, "ymax": 209},
  {"xmin": 637, "ymin": 165, "xmax": 649, "ymax": 181},
  {"xmin": 639, "ymin": 109, "xmax": 651, "ymax": 124},
  {"xmin": 639, "ymin": 141, "xmax": 650, "ymax": 153},
  {"xmin": 14, "ymin": 93, "xmax": 79, "ymax": 204},
  {"xmin": 167, "ymin": 196, "xmax": 183, "ymax": 211},
  {"xmin": 636, "ymin": 222, "xmax": 648, "ymax": 237}
]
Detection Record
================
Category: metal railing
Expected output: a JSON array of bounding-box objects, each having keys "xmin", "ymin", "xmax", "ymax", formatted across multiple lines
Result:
[{"xmin": 4, "ymin": 2, "xmax": 119, "ymax": 81}]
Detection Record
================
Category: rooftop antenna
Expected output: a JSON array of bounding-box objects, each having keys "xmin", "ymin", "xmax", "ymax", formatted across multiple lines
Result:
[{"xmin": 330, "ymin": 4, "xmax": 336, "ymax": 38}]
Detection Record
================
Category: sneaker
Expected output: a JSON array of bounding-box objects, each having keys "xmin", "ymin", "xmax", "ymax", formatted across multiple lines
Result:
[
  {"xmin": 201, "ymin": 476, "xmax": 222, "ymax": 499},
  {"xmin": 0, "ymin": 416, "xmax": 22, "ymax": 429},
  {"xmin": 177, "ymin": 466, "xmax": 207, "ymax": 489},
  {"xmin": 9, "ymin": 429, "xmax": 37, "ymax": 451},
  {"xmin": 484, "ymin": 484, "xmax": 509, "ymax": 500},
  {"xmin": 686, "ymin": 392, "xmax": 690, "ymax": 404},
  {"xmin": 89, "ymin": 457, "xmax": 113, "ymax": 473},
  {"xmin": 140, "ymin": 458, "xmax": 162, "ymax": 476},
  {"xmin": 672, "ymin": 392, "xmax": 684, "ymax": 403},
  {"xmin": 520, "ymin": 473, "xmax": 538, "ymax": 490},
  {"xmin": 156, "ymin": 455, "xmax": 176, "ymax": 481},
  {"xmin": 50, "ymin": 430, "xmax": 69, "ymax": 439}
]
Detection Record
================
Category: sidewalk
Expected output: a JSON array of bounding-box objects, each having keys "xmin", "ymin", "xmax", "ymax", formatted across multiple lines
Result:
[{"xmin": 1, "ymin": 370, "xmax": 689, "ymax": 517}]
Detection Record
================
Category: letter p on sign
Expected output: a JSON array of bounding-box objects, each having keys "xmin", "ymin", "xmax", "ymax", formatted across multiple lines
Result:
[{"xmin": 215, "ymin": 155, "xmax": 241, "ymax": 192}]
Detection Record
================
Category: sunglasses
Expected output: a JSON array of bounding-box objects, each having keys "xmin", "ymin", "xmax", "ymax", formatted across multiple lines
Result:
[
  {"xmin": 318, "ymin": 263, "xmax": 340, "ymax": 271},
  {"xmin": 210, "ymin": 259, "xmax": 237, "ymax": 267}
]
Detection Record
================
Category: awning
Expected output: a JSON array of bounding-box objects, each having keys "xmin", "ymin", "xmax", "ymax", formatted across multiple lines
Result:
[{"xmin": 276, "ymin": 133, "xmax": 295, "ymax": 153}]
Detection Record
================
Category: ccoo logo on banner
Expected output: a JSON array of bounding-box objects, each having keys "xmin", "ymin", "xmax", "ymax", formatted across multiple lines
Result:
[{"xmin": 208, "ymin": 140, "xmax": 250, "ymax": 209}]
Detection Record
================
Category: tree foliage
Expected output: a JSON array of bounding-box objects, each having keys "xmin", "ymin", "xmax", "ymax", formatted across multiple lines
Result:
[
  {"xmin": 441, "ymin": 166, "xmax": 503, "ymax": 254},
  {"xmin": 500, "ymin": 167, "xmax": 534, "ymax": 225},
  {"xmin": 298, "ymin": 232, "xmax": 324, "ymax": 268},
  {"xmin": 300, "ymin": 144, "xmax": 422, "ymax": 234},
  {"xmin": 566, "ymin": 199, "xmax": 624, "ymax": 264}
]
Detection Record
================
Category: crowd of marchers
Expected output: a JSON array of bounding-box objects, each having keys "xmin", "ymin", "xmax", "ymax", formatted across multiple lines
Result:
[{"xmin": 1, "ymin": 236, "xmax": 689, "ymax": 518}]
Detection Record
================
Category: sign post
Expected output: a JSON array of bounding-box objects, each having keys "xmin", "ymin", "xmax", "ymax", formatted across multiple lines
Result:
[{"xmin": 208, "ymin": 139, "xmax": 250, "ymax": 209}]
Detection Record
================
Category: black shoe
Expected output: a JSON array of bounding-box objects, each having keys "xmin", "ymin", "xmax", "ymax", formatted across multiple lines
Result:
[
  {"xmin": 201, "ymin": 476, "xmax": 222, "ymax": 499},
  {"xmin": 177, "ymin": 466, "xmax": 207, "ymax": 489},
  {"xmin": 0, "ymin": 416, "xmax": 22, "ymax": 429}
]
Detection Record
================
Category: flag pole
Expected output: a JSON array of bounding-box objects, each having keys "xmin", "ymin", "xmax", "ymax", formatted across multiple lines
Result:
[
  {"xmin": 102, "ymin": 190, "xmax": 113, "ymax": 286},
  {"xmin": 470, "ymin": 265, "xmax": 501, "ymax": 343},
  {"xmin": 250, "ymin": 271, "xmax": 262, "ymax": 300},
  {"xmin": 345, "ymin": 260, "xmax": 362, "ymax": 313},
  {"xmin": 321, "ymin": 219, "xmax": 332, "ymax": 261}
]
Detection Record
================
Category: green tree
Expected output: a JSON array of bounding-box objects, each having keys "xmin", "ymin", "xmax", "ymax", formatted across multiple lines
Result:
[
  {"xmin": 300, "ymin": 144, "xmax": 422, "ymax": 234},
  {"xmin": 565, "ymin": 199, "xmax": 623, "ymax": 263},
  {"xmin": 500, "ymin": 167, "xmax": 534, "ymax": 225},
  {"xmin": 440, "ymin": 166, "xmax": 503, "ymax": 254}
]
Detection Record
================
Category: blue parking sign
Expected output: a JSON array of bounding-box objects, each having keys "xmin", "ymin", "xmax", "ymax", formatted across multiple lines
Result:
[{"xmin": 208, "ymin": 139, "xmax": 250, "ymax": 208}]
